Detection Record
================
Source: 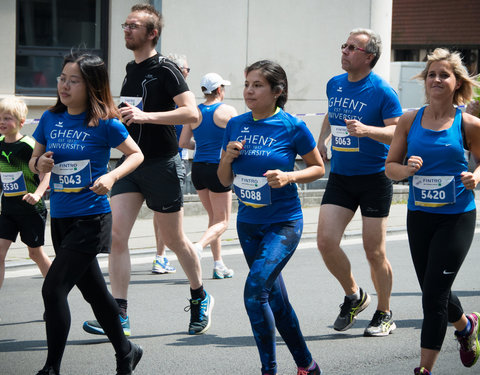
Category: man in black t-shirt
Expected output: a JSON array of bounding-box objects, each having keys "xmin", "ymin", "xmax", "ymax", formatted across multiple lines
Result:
[{"xmin": 83, "ymin": 3, "xmax": 214, "ymax": 337}]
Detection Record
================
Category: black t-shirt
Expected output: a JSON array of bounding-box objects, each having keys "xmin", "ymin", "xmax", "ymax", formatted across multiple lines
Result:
[{"xmin": 120, "ymin": 53, "xmax": 189, "ymax": 159}]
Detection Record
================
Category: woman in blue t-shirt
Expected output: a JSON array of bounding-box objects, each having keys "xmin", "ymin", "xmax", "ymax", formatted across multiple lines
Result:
[
  {"xmin": 218, "ymin": 60, "xmax": 325, "ymax": 375},
  {"xmin": 386, "ymin": 48, "xmax": 480, "ymax": 375},
  {"xmin": 30, "ymin": 53, "xmax": 144, "ymax": 375}
]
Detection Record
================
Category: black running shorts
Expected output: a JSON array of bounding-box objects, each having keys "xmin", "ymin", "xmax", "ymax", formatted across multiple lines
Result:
[
  {"xmin": 111, "ymin": 154, "xmax": 184, "ymax": 213},
  {"xmin": 191, "ymin": 162, "xmax": 232, "ymax": 193},
  {"xmin": 321, "ymin": 172, "xmax": 393, "ymax": 217},
  {"xmin": 0, "ymin": 210, "xmax": 47, "ymax": 247},
  {"xmin": 51, "ymin": 212, "xmax": 112, "ymax": 254}
]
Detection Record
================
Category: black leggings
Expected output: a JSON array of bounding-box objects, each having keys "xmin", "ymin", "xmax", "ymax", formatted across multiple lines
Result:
[
  {"xmin": 407, "ymin": 209, "xmax": 476, "ymax": 350},
  {"xmin": 42, "ymin": 216, "xmax": 130, "ymax": 372}
]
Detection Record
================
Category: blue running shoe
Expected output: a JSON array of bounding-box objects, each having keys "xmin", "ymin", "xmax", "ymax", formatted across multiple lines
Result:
[
  {"xmin": 185, "ymin": 291, "xmax": 214, "ymax": 335},
  {"xmin": 83, "ymin": 314, "xmax": 131, "ymax": 336},
  {"xmin": 152, "ymin": 255, "xmax": 176, "ymax": 274}
]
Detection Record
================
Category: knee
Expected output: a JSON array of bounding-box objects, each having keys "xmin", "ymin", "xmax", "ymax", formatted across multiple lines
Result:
[
  {"xmin": 317, "ymin": 232, "xmax": 337, "ymax": 256},
  {"xmin": 215, "ymin": 218, "xmax": 229, "ymax": 234},
  {"xmin": 27, "ymin": 247, "xmax": 42, "ymax": 261},
  {"xmin": 365, "ymin": 248, "xmax": 387, "ymax": 267},
  {"xmin": 244, "ymin": 282, "xmax": 268, "ymax": 311},
  {"xmin": 111, "ymin": 230, "xmax": 129, "ymax": 254}
]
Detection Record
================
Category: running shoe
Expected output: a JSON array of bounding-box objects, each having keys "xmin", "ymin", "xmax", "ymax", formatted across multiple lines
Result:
[
  {"xmin": 414, "ymin": 367, "xmax": 431, "ymax": 375},
  {"xmin": 82, "ymin": 314, "xmax": 131, "ymax": 336},
  {"xmin": 116, "ymin": 341, "xmax": 143, "ymax": 375},
  {"xmin": 333, "ymin": 287, "xmax": 371, "ymax": 331},
  {"xmin": 297, "ymin": 361, "xmax": 323, "ymax": 375},
  {"xmin": 364, "ymin": 310, "xmax": 396, "ymax": 337},
  {"xmin": 185, "ymin": 291, "xmax": 214, "ymax": 335},
  {"xmin": 213, "ymin": 264, "xmax": 234, "ymax": 279},
  {"xmin": 35, "ymin": 366, "xmax": 58, "ymax": 375},
  {"xmin": 152, "ymin": 255, "xmax": 176, "ymax": 274},
  {"xmin": 455, "ymin": 312, "xmax": 480, "ymax": 367}
]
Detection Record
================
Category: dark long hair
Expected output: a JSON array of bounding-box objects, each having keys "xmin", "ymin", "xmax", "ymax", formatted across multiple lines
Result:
[
  {"xmin": 50, "ymin": 52, "xmax": 120, "ymax": 127},
  {"xmin": 245, "ymin": 60, "xmax": 288, "ymax": 109}
]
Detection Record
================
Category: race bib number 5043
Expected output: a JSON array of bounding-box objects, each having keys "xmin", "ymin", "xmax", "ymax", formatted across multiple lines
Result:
[{"xmin": 51, "ymin": 160, "xmax": 92, "ymax": 193}]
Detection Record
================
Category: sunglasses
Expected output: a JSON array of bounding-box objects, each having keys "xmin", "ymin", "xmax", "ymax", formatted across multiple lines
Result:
[{"xmin": 341, "ymin": 43, "xmax": 368, "ymax": 53}]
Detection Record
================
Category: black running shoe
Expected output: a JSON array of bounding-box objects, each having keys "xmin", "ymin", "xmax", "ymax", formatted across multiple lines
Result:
[
  {"xmin": 333, "ymin": 287, "xmax": 371, "ymax": 331},
  {"xmin": 116, "ymin": 342, "xmax": 143, "ymax": 375},
  {"xmin": 36, "ymin": 366, "xmax": 59, "ymax": 375}
]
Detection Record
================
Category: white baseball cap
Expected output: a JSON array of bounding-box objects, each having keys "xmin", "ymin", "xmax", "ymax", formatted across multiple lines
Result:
[{"xmin": 201, "ymin": 73, "xmax": 231, "ymax": 94}]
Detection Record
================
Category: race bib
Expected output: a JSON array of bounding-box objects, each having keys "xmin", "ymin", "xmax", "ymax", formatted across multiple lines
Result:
[
  {"xmin": 233, "ymin": 174, "xmax": 271, "ymax": 208},
  {"xmin": 120, "ymin": 96, "xmax": 143, "ymax": 110},
  {"xmin": 412, "ymin": 175, "xmax": 456, "ymax": 207},
  {"xmin": 1, "ymin": 171, "xmax": 27, "ymax": 197},
  {"xmin": 331, "ymin": 125, "xmax": 359, "ymax": 152},
  {"xmin": 51, "ymin": 160, "xmax": 92, "ymax": 193}
]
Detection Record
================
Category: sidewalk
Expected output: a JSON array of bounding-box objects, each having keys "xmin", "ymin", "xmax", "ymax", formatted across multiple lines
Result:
[{"xmin": 4, "ymin": 186, "xmax": 413, "ymax": 269}]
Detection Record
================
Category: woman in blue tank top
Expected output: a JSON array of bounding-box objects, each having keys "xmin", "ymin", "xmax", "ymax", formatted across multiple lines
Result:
[
  {"xmin": 218, "ymin": 60, "xmax": 325, "ymax": 375},
  {"xmin": 386, "ymin": 48, "xmax": 480, "ymax": 375},
  {"xmin": 179, "ymin": 72, "xmax": 238, "ymax": 279}
]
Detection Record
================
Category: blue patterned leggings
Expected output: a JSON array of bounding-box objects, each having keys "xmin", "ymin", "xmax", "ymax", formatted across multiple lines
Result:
[{"xmin": 237, "ymin": 219, "xmax": 312, "ymax": 375}]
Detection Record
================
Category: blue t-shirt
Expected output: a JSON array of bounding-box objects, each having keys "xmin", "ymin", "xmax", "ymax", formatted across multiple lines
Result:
[
  {"xmin": 33, "ymin": 110, "xmax": 129, "ymax": 218},
  {"xmin": 193, "ymin": 103, "xmax": 224, "ymax": 163},
  {"xmin": 327, "ymin": 71, "xmax": 403, "ymax": 175},
  {"xmin": 222, "ymin": 109, "xmax": 316, "ymax": 224},
  {"xmin": 407, "ymin": 106, "xmax": 475, "ymax": 214}
]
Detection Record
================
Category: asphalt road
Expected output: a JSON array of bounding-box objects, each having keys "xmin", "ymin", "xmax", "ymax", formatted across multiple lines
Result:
[{"xmin": 1, "ymin": 232, "xmax": 480, "ymax": 375}]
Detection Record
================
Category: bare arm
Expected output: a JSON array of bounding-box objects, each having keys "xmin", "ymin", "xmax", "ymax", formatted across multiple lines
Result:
[
  {"xmin": 119, "ymin": 91, "xmax": 199, "ymax": 126},
  {"xmin": 22, "ymin": 171, "xmax": 51, "ymax": 205},
  {"xmin": 345, "ymin": 116, "xmax": 399, "ymax": 145},
  {"xmin": 460, "ymin": 112, "xmax": 480, "ymax": 189},
  {"xmin": 178, "ymin": 124, "xmax": 195, "ymax": 150},
  {"xmin": 89, "ymin": 136, "xmax": 144, "ymax": 195},
  {"xmin": 29, "ymin": 142, "xmax": 54, "ymax": 174},
  {"xmin": 385, "ymin": 111, "xmax": 420, "ymax": 181},
  {"xmin": 317, "ymin": 115, "xmax": 331, "ymax": 162},
  {"xmin": 217, "ymin": 140, "xmax": 246, "ymax": 187},
  {"xmin": 264, "ymin": 147, "xmax": 325, "ymax": 188}
]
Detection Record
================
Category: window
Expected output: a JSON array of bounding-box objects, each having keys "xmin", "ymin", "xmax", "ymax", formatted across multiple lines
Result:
[{"xmin": 16, "ymin": 0, "xmax": 108, "ymax": 96}]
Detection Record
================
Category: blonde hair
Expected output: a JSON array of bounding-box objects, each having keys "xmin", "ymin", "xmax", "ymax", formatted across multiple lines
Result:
[
  {"xmin": 0, "ymin": 96, "xmax": 28, "ymax": 124},
  {"xmin": 415, "ymin": 48, "xmax": 480, "ymax": 106}
]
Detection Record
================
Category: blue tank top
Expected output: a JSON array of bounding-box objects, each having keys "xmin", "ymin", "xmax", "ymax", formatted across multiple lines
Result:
[
  {"xmin": 193, "ymin": 103, "xmax": 225, "ymax": 163},
  {"xmin": 406, "ymin": 106, "xmax": 475, "ymax": 214}
]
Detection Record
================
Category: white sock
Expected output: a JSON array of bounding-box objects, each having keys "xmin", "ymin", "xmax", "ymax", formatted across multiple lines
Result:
[
  {"xmin": 214, "ymin": 260, "xmax": 225, "ymax": 268},
  {"xmin": 193, "ymin": 243, "xmax": 203, "ymax": 258},
  {"xmin": 347, "ymin": 288, "xmax": 361, "ymax": 301}
]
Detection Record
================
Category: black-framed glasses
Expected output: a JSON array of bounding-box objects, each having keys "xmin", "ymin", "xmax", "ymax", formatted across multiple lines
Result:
[
  {"xmin": 182, "ymin": 67, "xmax": 191, "ymax": 73},
  {"xmin": 341, "ymin": 43, "xmax": 368, "ymax": 53},
  {"xmin": 121, "ymin": 23, "xmax": 144, "ymax": 30}
]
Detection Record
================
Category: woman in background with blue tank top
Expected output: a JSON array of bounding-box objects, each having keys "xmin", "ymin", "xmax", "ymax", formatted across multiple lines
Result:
[
  {"xmin": 179, "ymin": 72, "xmax": 238, "ymax": 279},
  {"xmin": 218, "ymin": 60, "xmax": 325, "ymax": 375},
  {"xmin": 386, "ymin": 48, "xmax": 480, "ymax": 375}
]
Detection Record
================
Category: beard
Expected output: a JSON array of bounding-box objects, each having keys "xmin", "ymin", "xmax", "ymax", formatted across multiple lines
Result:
[{"xmin": 125, "ymin": 33, "xmax": 150, "ymax": 51}]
